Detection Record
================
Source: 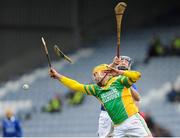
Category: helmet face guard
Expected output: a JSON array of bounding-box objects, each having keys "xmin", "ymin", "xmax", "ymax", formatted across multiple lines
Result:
[
  {"xmin": 92, "ymin": 64, "xmax": 110, "ymax": 86},
  {"xmin": 118, "ymin": 56, "xmax": 133, "ymax": 70}
]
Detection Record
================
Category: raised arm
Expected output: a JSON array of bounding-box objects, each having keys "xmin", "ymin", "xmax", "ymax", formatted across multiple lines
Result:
[
  {"xmin": 49, "ymin": 68, "xmax": 86, "ymax": 93},
  {"xmin": 108, "ymin": 56, "xmax": 141, "ymax": 82},
  {"xmin": 107, "ymin": 66, "xmax": 141, "ymax": 83}
]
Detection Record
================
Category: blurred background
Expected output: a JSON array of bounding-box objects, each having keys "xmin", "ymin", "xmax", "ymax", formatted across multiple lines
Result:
[{"xmin": 0, "ymin": 0, "xmax": 180, "ymax": 137}]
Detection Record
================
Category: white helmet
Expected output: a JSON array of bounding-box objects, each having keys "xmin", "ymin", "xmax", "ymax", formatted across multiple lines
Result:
[{"xmin": 118, "ymin": 56, "xmax": 133, "ymax": 70}]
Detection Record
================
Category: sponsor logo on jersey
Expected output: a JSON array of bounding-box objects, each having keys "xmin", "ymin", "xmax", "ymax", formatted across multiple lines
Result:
[{"xmin": 101, "ymin": 88, "xmax": 120, "ymax": 103}]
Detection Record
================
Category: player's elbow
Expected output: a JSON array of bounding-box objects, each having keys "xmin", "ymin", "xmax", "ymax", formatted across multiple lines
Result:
[
  {"xmin": 135, "ymin": 96, "xmax": 141, "ymax": 101},
  {"xmin": 131, "ymin": 71, "xmax": 141, "ymax": 82},
  {"xmin": 136, "ymin": 72, "xmax": 141, "ymax": 80}
]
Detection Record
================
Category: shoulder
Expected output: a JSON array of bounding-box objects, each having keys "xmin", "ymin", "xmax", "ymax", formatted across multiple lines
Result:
[
  {"xmin": 115, "ymin": 75, "xmax": 126, "ymax": 82},
  {"xmin": 85, "ymin": 84, "xmax": 98, "ymax": 89},
  {"xmin": 84, "ymin": 84, "xmax": 98, "ymax": 95}
]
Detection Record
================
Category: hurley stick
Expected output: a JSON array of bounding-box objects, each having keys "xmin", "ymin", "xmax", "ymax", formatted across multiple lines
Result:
[
  {"xmin": 41, "ymin": 37, "xmax": 52, "ymax": 68},
  {"xmin": 114, "ymin": 2, "xmax": 127, "ymax": 58}
]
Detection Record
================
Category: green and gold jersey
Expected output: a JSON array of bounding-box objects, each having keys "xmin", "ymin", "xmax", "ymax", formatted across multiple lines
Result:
[
  {"xmin": 59, "ymin": 71, "xmax": 141, "ymax": 125},
  {"xmin": 84, "ymin": 76, "xmax": 139, "ymax": 125}
]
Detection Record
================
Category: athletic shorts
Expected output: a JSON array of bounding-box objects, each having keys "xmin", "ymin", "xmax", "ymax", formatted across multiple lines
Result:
[
  {"xmin": 98, "ymin": 111, "xmax": 113, "ymax": 137},
  {"xmin": 113, "ymin": 113, "xmax": 152, "ymax": 137}
]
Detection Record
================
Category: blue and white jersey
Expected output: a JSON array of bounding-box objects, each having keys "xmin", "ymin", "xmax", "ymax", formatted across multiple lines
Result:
[{"xmin": 2, "ymin": 116, "xmax": 22, "ymax": 137}]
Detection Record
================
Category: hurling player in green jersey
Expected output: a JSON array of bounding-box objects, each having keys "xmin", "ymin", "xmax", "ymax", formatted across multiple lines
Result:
[
  {"xmin": 98, "ymin": 56, "xmax": 141, "ymax": 137},
  {"xmin": 49, "ymin": 59, "xmax": 151, "ymax": 137}
]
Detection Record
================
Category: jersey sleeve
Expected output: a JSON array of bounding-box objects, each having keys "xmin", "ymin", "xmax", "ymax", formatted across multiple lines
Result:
[
  {"xmin": 123, "ymin": 70, "xmax": 141, "ymax": 83},
  {"xmin": 132, "ymin": 84, "xmax": 138, "ymax": 92},
  {"xmin": 118, "ymin": 76, "xmax": 133, "ymax": 88},
  {"xmin": 118, "ymin": 71, "xmax": 141, "ymax": 88},
  {"xmin": 59, "ymin": 76, "xmax": 97, "ymax": 95},
  {"xmin": 59, "ymin": 76, "xmax": 86, "ymax": 93},
  {"xmin": 84, "ymin": 84, "xmax": 97, "ymax": 96}
]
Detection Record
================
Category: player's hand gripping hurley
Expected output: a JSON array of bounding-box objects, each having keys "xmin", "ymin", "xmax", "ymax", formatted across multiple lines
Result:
[{"xmin": 115, "ymin": 2, "xmax": 127, "ymax": 58}]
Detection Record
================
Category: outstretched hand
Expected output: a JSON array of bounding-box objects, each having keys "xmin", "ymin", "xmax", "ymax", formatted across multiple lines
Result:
[{"xmin": 49, "ymin": 68, "xmax": 62, "ymax": 79}]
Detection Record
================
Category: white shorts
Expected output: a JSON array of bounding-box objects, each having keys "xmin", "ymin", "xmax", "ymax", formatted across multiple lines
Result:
[
  {"xmin": 113, "ymin": 113, "xmax": 152, "ymax": 137},
  {"xmin": 98, "ymin": 111, "xmax": 113, "ymax": 137}
]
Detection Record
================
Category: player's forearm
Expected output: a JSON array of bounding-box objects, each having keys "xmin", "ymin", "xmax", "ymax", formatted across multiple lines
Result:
[
  {"xmin": 122, "ymin": 70, "xmax": 141, "ymax": 82},
  {"xmin": 131, "ymin": 87, "xmax": 140, "ymax": 101},
  {"xmin": 59, "ymin": 76, "xmax": 85, "ymax": 93}
]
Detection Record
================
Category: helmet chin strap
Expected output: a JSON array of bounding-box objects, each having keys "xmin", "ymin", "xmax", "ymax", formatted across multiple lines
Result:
[{"xmin": 97, "ymin": 72, "xmax": 109, "ymax": 87}]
